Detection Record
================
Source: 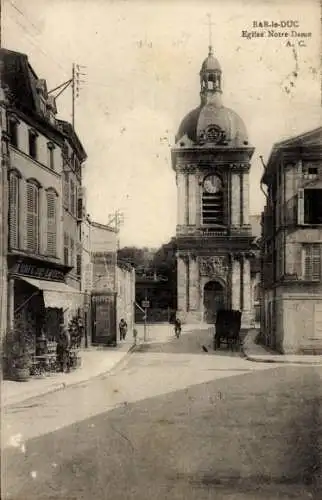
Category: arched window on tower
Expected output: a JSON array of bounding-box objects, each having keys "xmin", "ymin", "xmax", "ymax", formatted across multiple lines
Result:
[{"xmin": 202, "ymin": 174, "xmax": 224, "ymax": 226}]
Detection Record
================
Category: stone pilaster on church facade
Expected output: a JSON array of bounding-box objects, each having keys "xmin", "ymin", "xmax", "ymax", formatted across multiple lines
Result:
[
  {"xmin": 177, "ymin": 255, "xmax": 187, "ymax": 313},
  {"xmin": 242, "ymin": 172, "xmax": 250, "ymax": 226},
  {"xmin": 231, "ymin": 173, "xmax": 241, "ymax": 227},
  {"xmin": 189, "ymin": 255, "xmax": 199, "ymax": 310},
  {"xmin": 241, "ymin": 255, "xmax": 253, "ymax": 326},
  {"xmin": 177, "ymin": 172, "xmax": 186, "ymax": 226},
  {"xmin": 188, "ymin": 173, "xmax": 197, "ymax": 226},
  {"xmin": 231, "ymin": 257, "xmax": 241, "ymax": 310}
]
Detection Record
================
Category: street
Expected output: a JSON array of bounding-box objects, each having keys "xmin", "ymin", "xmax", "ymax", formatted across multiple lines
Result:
[{"xmin": 3, "ymin": 326, "xmax": 322, "ymax": 499}]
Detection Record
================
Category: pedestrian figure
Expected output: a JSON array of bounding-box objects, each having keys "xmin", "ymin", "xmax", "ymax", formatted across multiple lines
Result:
[
  {"xmin": 119, "ymin": 318, "xmax": 128, "ymax": 341},
  {"xmin": 174, "ymin": 317, "xmax": 181, "ymax": 338},
  {"xmin": 56, "ymin": 324, "xmax": 70, "ymax": 373}
]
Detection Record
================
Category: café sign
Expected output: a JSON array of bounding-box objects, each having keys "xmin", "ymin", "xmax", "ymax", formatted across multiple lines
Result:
[{"xmin": 11, "ymin": 262, "xmax": 65, "ymax": 282}]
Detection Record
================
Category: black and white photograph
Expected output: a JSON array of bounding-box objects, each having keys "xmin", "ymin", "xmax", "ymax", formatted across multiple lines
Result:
[{"xmin": 0, "ymin": 0, "xmax": 322, "ymax": 498}]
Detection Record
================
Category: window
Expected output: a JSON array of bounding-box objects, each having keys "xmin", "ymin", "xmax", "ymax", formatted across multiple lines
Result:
[
  {"xmin": 303, "ymin": 162, "xmax": 319, "ymax": 181},
  {"xmin": 77, "ymin": 188, "xmax": 83, "ymax": 220},
  {"xmin": 202, "ymin": 174, "xmax": 224, "ymax": 225},
  {"xmin": 28, "ymin": 130, "xmax": 37, "ymax": 159},
  {"xmin": 47, "ymin": 143, "xmax": 55, "ymax": 170},
  {"xmin": 64, "ymin": 233, "xmax": 69, "ymax": 265},
  {"xmin": 303, "ymin": 244, "xmax": 321, "ymax": 281},
  {"xmin": 46, "ymin": 190, "xmax": 57, "ymax": 256},
  {"xmin": 26, "ymin": 182, "xmax": 39, "ymax": 252},
  {"xmin": 76, "ymin": 254, "xmax": 81, "ymax": 278},
  {"xmin": 8, "ymin": 119, "xmax": 18, "ymax": 148},
  {"xmin": 63, "ymin": 172, "xmax": 69, "ymax": 209},
  {"xmin": 70, "ymin": 238, "xmax": 75, "ymax": 269},
  {"xmin": 70, "ymin": 179, "xmax": 76, "ymax": 216},
  {"xmin": 8, "ymin": 172, "xmax": 19, "ymax": 248},
  {"xmin": 299, "ymin": 189, "xmax": 322, "ymax": 225}
]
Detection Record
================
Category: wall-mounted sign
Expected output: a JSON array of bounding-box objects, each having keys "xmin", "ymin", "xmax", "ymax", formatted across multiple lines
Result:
[
  {"xmin": 92, "ymin": 252, "xmax": 116, "ymax": 265},
  {"xmin": 10, "ymin": 261, "xmax": 65, "ymax": 282}
]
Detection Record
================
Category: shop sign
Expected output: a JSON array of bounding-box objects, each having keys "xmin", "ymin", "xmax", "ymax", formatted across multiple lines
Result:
[
  {"xmin": 92, "ymin": 295, "xmax": 114, "ymax": 304},
  {"xmin": 92, "ymin": 252, "xmax": 116, "ymax": 265},
  {"xmin": 11, "ymin": 261, "xmax": 65, "ymax": 282}
]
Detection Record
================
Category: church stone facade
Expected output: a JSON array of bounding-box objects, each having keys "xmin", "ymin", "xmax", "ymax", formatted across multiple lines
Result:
[{"xmin": 172, "ymin": 46, "xmax": 255, "ymax": 327}]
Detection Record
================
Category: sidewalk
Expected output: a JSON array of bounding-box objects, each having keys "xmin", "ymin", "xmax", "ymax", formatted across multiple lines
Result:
[
  {"xmin": 1, "ymin": 339, "xmax": 138, "ymax": 409},
  {"xmin": 242, "ymin": 329, "xmax": 322, "ymax": 365}
]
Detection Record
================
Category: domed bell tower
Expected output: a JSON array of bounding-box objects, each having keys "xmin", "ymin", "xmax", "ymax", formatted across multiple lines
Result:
[{"xmin": 172, "ymin": 44, "xmax": 255, "ymax": 327}]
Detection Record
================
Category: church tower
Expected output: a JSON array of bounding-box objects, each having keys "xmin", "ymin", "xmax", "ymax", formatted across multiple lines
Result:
[{"xmin": 172, "ymin": 44, "xmax": 255, "ymax": 326}]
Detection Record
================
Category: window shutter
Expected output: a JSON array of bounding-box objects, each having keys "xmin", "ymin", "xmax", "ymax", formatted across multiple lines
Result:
[
  {"xmin": 26, "ymin": 183, "xmax": 39, "ymax": 252},
  {"xmin": 46, "ymin": 191, "xmax": 57, "ymax": 256},
  {"xmin": 63, "ymin": 172, "xmax": 69, "ymax": 209},
  {"xmin": 297, "ymin": 189, "xmax": 304, "ymax": 225},
  {"xmin": 312, "ymin": 244, "xmax": 321, "ymax": 281},
  {"xmin": 70, "ymin": 179, "xmax": 75, "ymax": 216},
  {"xmin": 76, "ymin": 254, "xmax": 82, "ymax": 278},
  {"xmin": 304, "ymin": 244, "xmax": 321, "ymax": 281},
  {"xmin": 64, "ymin": 232, "xmax": 69, "ymax": 265},
  {"xmin": 70, "ymin": 238, "xmax": 75, "ymax": 268},
  {"xmin": 9, "ymin": 174, "xmax": 19, "ymax": 248}
]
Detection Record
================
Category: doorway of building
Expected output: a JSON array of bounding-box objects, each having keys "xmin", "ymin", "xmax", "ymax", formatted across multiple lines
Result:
[{"xmin": 203, "ymin": 280, "xmax": 226, "ymax": 324}]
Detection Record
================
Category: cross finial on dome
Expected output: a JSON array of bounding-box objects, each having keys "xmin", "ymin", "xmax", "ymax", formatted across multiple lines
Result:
[{"xmin": 206, "ymin": 13, "xmax": 215, "ymax": 55}]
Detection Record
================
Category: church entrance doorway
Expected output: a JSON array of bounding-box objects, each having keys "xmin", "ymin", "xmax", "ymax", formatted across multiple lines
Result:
[{"xmin": 203, "ymin": 280, "xmax": 226, "ymax": 324}]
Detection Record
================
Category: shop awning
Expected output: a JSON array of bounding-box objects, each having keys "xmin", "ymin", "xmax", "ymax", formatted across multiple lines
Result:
[{"xmin": 18, "ymin": 277, "xmax": 82, "ymax": 310}]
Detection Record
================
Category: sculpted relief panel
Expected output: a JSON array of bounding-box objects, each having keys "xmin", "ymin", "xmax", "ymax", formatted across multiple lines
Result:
[{"xmin": 199, "ymin": 256, "xmax": 228, "ymax": 279}]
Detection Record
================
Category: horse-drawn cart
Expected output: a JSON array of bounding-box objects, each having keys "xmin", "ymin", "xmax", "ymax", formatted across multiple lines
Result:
[{"xmin": 213, "ymin": 309, "xmax": 242, "ymax": 351}]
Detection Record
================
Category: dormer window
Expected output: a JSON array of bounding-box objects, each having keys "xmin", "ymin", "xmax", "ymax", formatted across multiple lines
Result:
[
  {"xmin": 28, "ymin": 130, "xmax": 38, "ymax": 159},
  {"xmin": 303, "ymin": 162, "xmax": 319, "ymax": 180},
  {"xmin": 47, "ymin": 142, "xmax": 55, "ymax": 170}
]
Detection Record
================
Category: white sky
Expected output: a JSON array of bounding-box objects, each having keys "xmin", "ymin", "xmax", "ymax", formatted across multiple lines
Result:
[{"xmin": 3, "ymin": 0, "xmax": 321, "ymax": 247}]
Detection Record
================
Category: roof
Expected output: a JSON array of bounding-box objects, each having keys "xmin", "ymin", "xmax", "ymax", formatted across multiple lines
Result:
[
  {"xmin": 90, "ymin": 220, "xmax": 117, "ymax": 233},
  {"xmin": 57, "ymin": 119, "xmax": 87, "ymax": 162},
  {"xmin": 263, "ymin": 127, "xmax": 322, "ymax": 184},
  {"xmin": 200, "ymin": 46, "xmax": 221, "ymax": 73},
  {"xmin": 0, "ymin": 49, "xmax": 64, "ymax": 142},
  {"xmin": 0, "ymin": 49, "xmax": 87, "ymax": 160},
  {"xmin": 175, "ymin": 48, "xmax": 249, "ymax": 148},
  {"xmin": 176, "ymin": 104, "xmax": 249, "ymax": 147}
]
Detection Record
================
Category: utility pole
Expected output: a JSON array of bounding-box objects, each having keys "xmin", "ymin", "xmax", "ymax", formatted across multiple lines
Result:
[
  {"xmin": 72, "ymin": 63, "xmax": 75, "ymax": 129},
  {"xmin": 48, "ymin": 62, "xmax": 86, "ymax": 130},
  {"xmin": 144, "ymin": 291, "xmax": 147, "ymax": 342}
]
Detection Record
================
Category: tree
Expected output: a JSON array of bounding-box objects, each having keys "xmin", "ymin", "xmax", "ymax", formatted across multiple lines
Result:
[{"xmin": 117, "ymin": 246, "xmax": 151, "ymax": 269}]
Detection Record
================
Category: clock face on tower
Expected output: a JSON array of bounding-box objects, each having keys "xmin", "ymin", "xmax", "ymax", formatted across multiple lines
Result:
[{"xmin": 203, "ymin": 175, "xmax": 222, "ymax": 194}]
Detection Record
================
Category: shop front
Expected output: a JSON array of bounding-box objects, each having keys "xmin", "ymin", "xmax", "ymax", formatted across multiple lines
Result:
[{"xmin": 5, "ymin": 256, "xmax": 83, "ymax": 378}]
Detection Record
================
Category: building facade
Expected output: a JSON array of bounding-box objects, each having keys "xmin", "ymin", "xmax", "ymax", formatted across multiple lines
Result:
[
  {"xmin": 261, "ymin": 127, "xmax": 322, "ymax": 354},
  {"xmin": 58, "ymin": 119, "xmax": 87, "ymax": 324},
  {"xmin": 172, "ymin": 46, "xmax": 255, "ymax": 326},
  {"xmin": 0, "ymin": 49, "xmax": 86, "ymax": 350},
  {"xmin": 83, "ymin": 220, "xmax": 135, "ymax": 344},
  {"xmin": 0, "ymin": 79, "xmax": 8, "ymax": 338}
]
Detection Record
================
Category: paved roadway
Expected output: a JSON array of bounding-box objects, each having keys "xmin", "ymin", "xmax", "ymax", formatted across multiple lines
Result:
[{"xmin": 3, "ymin": 326, "xmax": 322, "ymax": 499}]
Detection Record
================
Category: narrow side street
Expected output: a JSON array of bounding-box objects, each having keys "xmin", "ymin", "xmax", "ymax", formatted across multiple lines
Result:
[{"xmin": 3, "ymin": 326, "xmax": 322, "ymax": 499}]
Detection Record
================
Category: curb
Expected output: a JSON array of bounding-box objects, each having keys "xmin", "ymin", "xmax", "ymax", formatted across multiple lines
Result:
[
  {"xmin": 3, "ymin": 343, "xmax": 138, "ymax": 410},
  {"xmin": 242, "ymin": 345, "xmax": 322, "ymax": 365}
]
